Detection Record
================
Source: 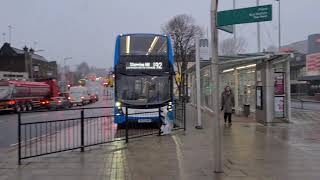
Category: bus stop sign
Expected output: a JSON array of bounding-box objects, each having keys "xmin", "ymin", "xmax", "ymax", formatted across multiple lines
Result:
[{"xmin": 217, "ymin": 5, "xmax": 272, "ymax": 27}]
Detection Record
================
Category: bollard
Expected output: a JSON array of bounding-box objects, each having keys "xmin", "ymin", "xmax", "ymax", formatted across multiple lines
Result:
[
  {"xmin": 80, "ymin": 109, "xmax": 84, "ymax": 152},
  {"xmin": 158, "ymin": 108, "xmax": 162, "ymax": 136},
  {"xmin": 18, "ymin": 112, "xmax": 21, "ymax": 165},
  {"xmin": 125, "ymin": 107, "xmax": 129, "ymax": 143},
  {"xmin": 183, "ymin": 101, "xmax": 186, "ymax": 131}
]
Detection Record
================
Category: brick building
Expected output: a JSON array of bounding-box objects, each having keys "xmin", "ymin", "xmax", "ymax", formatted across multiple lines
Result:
[{"xmin": 0, "ymin": 43, "xmax": 57, "ymax": 80}]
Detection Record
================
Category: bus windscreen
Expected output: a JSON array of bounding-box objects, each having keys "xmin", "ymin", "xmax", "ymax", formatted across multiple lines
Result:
[
  {"xmin": 116, "ymin": 75, "xmax": 171, "ymax": 105},
  {"xmin": 120, "ymin": 35, "xmax": 168, "ymax": 56}
]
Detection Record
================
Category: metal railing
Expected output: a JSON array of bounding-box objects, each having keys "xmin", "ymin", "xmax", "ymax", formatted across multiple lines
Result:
[
  {"xmin": 18, "ymin": 101, "xmax": 185, "ymax": 164},
  {"xmin": 291, "ymin": 98, "xmax": 320, "ymax": 110}
]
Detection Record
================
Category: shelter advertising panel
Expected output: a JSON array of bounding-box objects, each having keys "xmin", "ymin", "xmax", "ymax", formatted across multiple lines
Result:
[
  {"xmin": 274, "ymin": 72, "xmax": 285, "ymax": 95},
  {"xmin": 274, "ymin": 96, "xmax": 285, "ymax": 118},
  {"xmin": 256, "ymin": 86, "xmax": 263, "ymax": 110}
]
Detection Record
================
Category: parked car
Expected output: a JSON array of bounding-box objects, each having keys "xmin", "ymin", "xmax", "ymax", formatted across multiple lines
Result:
[{"xmin": 46, "ymin": 97, "xmax": 72, "ymax": 110}]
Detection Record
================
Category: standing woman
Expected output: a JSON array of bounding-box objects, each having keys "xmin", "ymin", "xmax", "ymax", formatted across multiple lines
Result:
[{"xmin": 221, "ymin": 86, "xmax": 235, "ymax": 124}]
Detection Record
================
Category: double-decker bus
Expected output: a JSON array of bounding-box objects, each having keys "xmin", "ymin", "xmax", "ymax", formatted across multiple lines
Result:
[{"xmin": 113, "ymin": 33, "xmax": 175, "ymax": 126}]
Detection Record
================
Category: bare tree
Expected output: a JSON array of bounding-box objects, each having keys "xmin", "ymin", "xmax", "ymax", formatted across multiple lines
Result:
[
  {"xmin": 220, "ymin": 37, "xmax": 247, "ymax": 55},
  {"xmin": 76, "ymin": 62, "xmax": 90, "ymax": 77},
  {"xmin": 73, "ymin": 62, "xmax": 90, "ymax": 84},
  {"xmin": 162, "ymin": 14, "xmax": 202, "ymax": 97}
]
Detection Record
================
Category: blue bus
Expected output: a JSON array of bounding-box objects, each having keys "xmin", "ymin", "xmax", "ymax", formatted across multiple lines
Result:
[{"xmin": 113, "ymin": 33, "xmax": 175, "ymax": 126}]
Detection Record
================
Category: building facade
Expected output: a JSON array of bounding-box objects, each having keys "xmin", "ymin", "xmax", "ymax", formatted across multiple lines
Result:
[
  {"xmin": 0, "ymin": 43, "xmax": 57, "ymax": 80},
  {"xmin": 282, "ymin": 33, "xmax": 320, "ymax": 95}
]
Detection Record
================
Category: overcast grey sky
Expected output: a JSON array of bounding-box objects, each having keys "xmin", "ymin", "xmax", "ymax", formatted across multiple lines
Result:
[{"xmin": 0, "ymin": 0, "xmax": 319, "ymax": 68}]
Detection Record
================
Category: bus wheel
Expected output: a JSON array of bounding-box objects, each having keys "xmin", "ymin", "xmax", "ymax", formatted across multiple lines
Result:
[{"xmin": 15, "ymin": 105, "xmax": 22, "ymax": 113}]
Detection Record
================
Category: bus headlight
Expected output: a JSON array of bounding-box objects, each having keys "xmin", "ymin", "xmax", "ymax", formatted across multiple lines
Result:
[{"xmin": 115, "ymin": 102, "xmax": 121, "ymax": 107}]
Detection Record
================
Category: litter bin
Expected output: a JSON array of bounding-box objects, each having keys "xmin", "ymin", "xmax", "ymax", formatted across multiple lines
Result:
[{"xmin": 243, "ymin": 104, "xmax": 250, "ymax": 117}]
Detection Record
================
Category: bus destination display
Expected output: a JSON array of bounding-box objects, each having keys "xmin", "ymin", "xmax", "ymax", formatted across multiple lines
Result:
[{"xmin": 126, "ymin": 62, "xmax": 163, "ymax": 70}]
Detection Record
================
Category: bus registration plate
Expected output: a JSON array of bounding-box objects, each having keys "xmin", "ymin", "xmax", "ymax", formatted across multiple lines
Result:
[{"xmin": 138, "ymin": 119, "xmax": 152, "ymax": 123}]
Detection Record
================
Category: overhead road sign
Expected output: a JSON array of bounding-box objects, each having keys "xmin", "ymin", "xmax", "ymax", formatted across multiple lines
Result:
[{"xmin": 217, "ymin": 5, "xmax": 272, "ymax": 27}]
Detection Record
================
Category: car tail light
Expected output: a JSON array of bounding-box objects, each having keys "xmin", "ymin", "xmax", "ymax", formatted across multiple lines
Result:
[
  {"xmin": 81, "ymin": 96, "xmax": 84, "ymax": 99},
  {"xmin": 68, "ymin": 97, "xmax": 71, "ymax": 100},
  {"xmin": 7, "ymin": 100, "xmax": 16, "ymax": 105},
  {"xmin": 45, "ymin": 100, "xmax": 50, "ymax": 104},
  {"xmin": 57, "ymin": 100, "xmax": 62, "ymax": 103}
]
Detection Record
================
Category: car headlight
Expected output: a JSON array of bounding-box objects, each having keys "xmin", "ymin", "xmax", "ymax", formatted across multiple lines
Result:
[
  {"xmin": 168, "ymin": 102, "xmax": 172, "ymax": 105},
  {"xmin": 115, "ymin": 101, "xmax": 121, "ymax": 107}
]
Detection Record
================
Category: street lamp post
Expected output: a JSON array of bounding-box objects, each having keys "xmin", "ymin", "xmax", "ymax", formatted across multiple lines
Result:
[
  {"xmin": 1, "ymin": 33, "xmax": 5, "ymax": 43},
  {"xmin": 276, "ymin": 0, "xmax": 281, "ymax": 50},
  {"xmin": 256, "ymin": 0, "xmax": 261, "ymax": 52},
  {"xmin": 62, "ymin": 57, "xmax": 72, "ymax": 92},
  {"xmin": 8, "ymin": 25, "xmax": 13, "ymax": 44},
  {"xmin": 233, "ymin": 0, "xmax": 236, "ymax": 42},
  {"xmin": 195, "ymin": 36, "xmax": 203, "ymax": 129},
  {"xmin": 210, "ymin": 0, "xmax": 222, "ymax": 173}
]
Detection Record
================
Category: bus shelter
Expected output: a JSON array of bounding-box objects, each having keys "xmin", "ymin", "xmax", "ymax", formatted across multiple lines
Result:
[{"xmin": 185, "ymin": 53, "xmax": 292, "ymax": 124}]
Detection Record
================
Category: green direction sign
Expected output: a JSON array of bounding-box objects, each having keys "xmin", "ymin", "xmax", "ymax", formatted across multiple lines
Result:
[
  {"xmin": 218, "ymin": 25, "xmax": 234, "ymax": 33},
  {"xmin": 217, "ymin": 5, "xmax": 272, "ymax": 27}
]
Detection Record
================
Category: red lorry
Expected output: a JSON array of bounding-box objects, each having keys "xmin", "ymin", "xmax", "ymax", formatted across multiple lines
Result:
[{"xmin": 0, "ymin": 79, "xmax": 60, "ymax": 112}]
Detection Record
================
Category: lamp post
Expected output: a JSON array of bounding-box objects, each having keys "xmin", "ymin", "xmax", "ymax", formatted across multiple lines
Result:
[
  {"xmin": 233, "ymin": 0, "xmax": 236, "ymax": 42},
  {"xmin": 8, "ymin": 25, "xmax": 13, "ymax": 44},
  {"xmin": 256, "ymin": 0, "xmax": 261, "ymax": 52},
  {"xmin": 1, "ymin": 33, "xmax": 5, "ymax": 43},
  {"xmin": 210, "ymin": 0, "xmax": 222, "ymax": 173},
  {"xmin": 62, "ymin": 57, "xmax": 72, "ymax": 92},
  {"xmin": 195, "ymin": 36, "xmax": 203, "ymax": 129},
  {"xmin": 276, "ymin": 0, "xmax": 281, "ymax": 50}
]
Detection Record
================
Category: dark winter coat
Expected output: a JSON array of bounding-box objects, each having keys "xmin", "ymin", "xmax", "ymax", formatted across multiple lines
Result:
[{"xmin": 221, "ymin": 91, "xmax": 235, "ymax": 113}]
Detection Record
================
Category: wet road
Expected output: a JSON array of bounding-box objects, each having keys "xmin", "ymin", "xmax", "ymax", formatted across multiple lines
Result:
[{"xmin": 0, "ymin": 97, "xmax": 113, "ymax": 149}]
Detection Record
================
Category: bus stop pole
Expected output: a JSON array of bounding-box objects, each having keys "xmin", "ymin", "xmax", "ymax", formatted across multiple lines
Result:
[
  {"xmin": 210, "ymin": 0, "xmax": 223, "ymax": 173},
  {"xmin": 195, "ymin": 37, "xmax": 203, "ymax": 129}
]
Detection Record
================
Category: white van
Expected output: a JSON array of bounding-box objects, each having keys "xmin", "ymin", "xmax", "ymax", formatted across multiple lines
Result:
[{"xmin": 69, "ymin": 86, "xmax": 90, "ymax": 106}]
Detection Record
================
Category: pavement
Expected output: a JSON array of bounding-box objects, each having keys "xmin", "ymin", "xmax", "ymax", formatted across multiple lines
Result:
[{"xmin": 1, "ymin": 104, "xmax": 320, "ymax": 179}]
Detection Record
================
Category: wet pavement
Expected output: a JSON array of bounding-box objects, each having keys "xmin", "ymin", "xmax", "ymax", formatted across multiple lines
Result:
[{"xmin": 0, "ymin": 105, "xmax": 320, "ymax": 179}]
